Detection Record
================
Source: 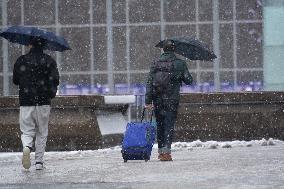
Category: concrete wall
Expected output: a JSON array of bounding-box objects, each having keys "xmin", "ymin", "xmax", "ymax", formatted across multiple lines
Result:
[
  {"xmin": 0, "ymin": 95, "xmax": 128, "ymax": 152},
  {"xmin": 175, "ymin": 92, "xmax": 284, "ymax": 141},
  {"xmin": 1, "ymin": 92, "xmax": 284, "ymax": 152}
]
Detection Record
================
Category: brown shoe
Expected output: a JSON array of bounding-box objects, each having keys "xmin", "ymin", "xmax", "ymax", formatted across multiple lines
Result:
[
  {"xmin": 159, "ymin": 153, "xmax": 172, "ymax": 161},
  {"xmin": 158, "ymin": 153, "xmax": 164, "ymax": 160}
]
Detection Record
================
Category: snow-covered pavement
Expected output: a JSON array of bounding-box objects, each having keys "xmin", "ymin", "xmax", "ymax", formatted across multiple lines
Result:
[{"xmin": 0, "ymin": 139, "xmax": 284, "ymax": 189}]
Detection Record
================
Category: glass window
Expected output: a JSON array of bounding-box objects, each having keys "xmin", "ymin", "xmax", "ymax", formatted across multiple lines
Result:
[
  {"xmin": 24, "ymin": 0, "xmax": 55, "ymax": 25},
  {"xmin": 129, "ymin": 26, "xmax": 160, "ymax": 70},
  {"xmin": 0, "ymin": 3, "xmax": 2, "ymax": 25},
  {"xmin": 236, "ymin": 0, "xmax": 263, "ymax": 20},
  {"xmin": 200, "ymin": 71, "xmax": 214, "ymax": 83},
  {"xmin": 199, "ymin": 24, "xmax": 214, "ymax": 69},
  {"xmin": 59, "ymin": 0, "xmax": 90, "ymax": 25},
  {"xmin": 61, "ymin": 27, "xmax": 91, "ymax": 72},
  {"xmin": 0, "ymin": 76, "xmax": 3, "ymax": 96},
  {"xmin": 9, "ymin": 76, "xmax": 18, "ymax": 95},
  {"xmin": 8, "ymin": 44, "xmax": 22, "ymax": 72},
  {"xmin": 113, "ymin": 27, "xmax": 127, "ymax": 71},
  {"xmin": 114, "ymin": 74, "xmax": 127, "ymax": 84},
  {"xmin": 129, "ymin": 0, "xmax": 160, "ymax": 23},
  {"xmin": 60, "ymin": 74, "xmax": 91, "ymax": 85},
  {"xmin": 220, "ymin": 71, "xmax": 235, "ymax": 91},
  {"xmin": 113, "ymin": 0, "xmax": 126, "ymax": 24},
  {"xmin": 93, "ymin": 27, "xmax": 107, "ymax": 71},
  {"xmin": 93, "ymin": 0, "xmax": 106, "ymax": 24},
  {"xmin": 7, "ymin": 0, "xmax": 21, "ymax": 25},
  {"xmin": 220, "ymin": 24, "xmax": 234, "ymax": 69},
  {"xmin": 130, "ymin": 73, "xmax": 148, "ymax": 84},
  {"xmin": 199, "ymin": 0, "xmax": 213, "ymax": 21},
  {"xmin": 220, "ymin": 71, "xmax": 234, "ymax": 82},
  {"xmin": 94, "ymin": 74, "xmax": 108, "ymax": 85},
  {"xmin": 0, "ymin": 40, "xmax": 2, "ymax": 72},
  {"xmin": 165, "ymin": 24, "xmax": 197, "ymax": 38},
  {"xmin": 237, "ymin": 70, "xmax": 263, "ymax": 83},
  {"xmin": 237, "ymin": 23, "xmax": 263, "ymax": 68},
  {"xmin": 219, "ymin": 0, "xmax": 233, "ymax": 21},
  {"xmin": 164, "ymin": 0, "xmax": 196, "ymax": 22}
]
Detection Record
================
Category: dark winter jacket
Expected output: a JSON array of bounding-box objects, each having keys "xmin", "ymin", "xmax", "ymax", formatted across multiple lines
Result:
[
  {"xmin": 13, "ymin": 47, "xmax": 59, "ymax": 106},
  {"xmin": 145, "ymin": 51, "xmax": 193, "ymax": 112}
]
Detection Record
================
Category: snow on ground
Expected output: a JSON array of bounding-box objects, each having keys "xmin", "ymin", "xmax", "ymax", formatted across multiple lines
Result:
[
  {"xmin": 0, "ymin": 138, "xmax": 282, "ymax": 163},
  {"xmin": 0, "ymin": 139, "xmax": 284, "ymax": 188}
]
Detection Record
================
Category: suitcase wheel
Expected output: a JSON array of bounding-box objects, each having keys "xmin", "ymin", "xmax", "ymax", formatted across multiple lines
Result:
[
  {"xmin": 144, "ymin": 154, "xmax": 150, "ymax": 162},
  {"xmin": 124, "ymin": 159, "xmax": 127, "ymax": 163}
]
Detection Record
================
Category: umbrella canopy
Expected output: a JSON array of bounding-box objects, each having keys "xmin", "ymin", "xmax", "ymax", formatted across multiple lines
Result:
[
  {"xmin": 155, "ymin": 36, "xmax": 217, "ymax": 61},
  {"xmin": 0, "ymin": 25, "xmax": 71, "ymax": 52}
]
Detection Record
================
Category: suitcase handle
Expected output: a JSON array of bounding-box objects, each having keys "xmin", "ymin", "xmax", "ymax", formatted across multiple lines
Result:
[{"xmin": 141, "ymin": 108, "xmax": 154, "ymax": 123}]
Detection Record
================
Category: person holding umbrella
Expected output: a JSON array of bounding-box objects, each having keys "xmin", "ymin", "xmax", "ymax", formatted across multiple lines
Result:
[
  {"xmin": 145, "ymin": 37, "xmax": 216, "ymax": 161},
  {"xmin": 144, "ymin": 39, "xmax": 193, "ymax": 161},
  {"xmin": 0, "ymin": 26, "xmax": 70, "ymax": 170}
]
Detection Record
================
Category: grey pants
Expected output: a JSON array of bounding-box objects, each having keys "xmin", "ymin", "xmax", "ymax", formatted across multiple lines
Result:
[{"xmin": 19, "ymin": 105, "xmax": 51, "ymax": 163}]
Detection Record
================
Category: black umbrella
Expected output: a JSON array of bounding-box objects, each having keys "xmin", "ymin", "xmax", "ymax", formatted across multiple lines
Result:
[
  {"xmin": 0, "ymin": 25, "xmax": 71, "ymax": 52},
  {"xmin": 155, "ymin": 36, "xmax": 217, "ymax": 61}
]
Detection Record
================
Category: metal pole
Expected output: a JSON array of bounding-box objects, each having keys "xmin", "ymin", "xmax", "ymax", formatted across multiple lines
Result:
[
  {"xmin": 126, "ymin": 0, "xmax": 130, "ymax": 93},
  {"xmin": 90, "ymin": 0, "xmax": 95, "ymax": 93},
  {"xmin": 55, "ymin": 0, "xmax": 61, "ymax": 72},
  {"xmin": 213, "ymin": 0, "xmax": 220, "ymax": 91},
  {"xmin": 160, "ymin": 0, "xmax": 165, "ymax": 40},
  {"xmin": 233, "ymin": 0, "xmax": 237, "ymax": 90},
  {"xmin": 21, "ymin": 0, "xmax": 25, "ymax": 54},
  {"xmin": 106, "ymin": 0, "xmax": 114, "ymax": 94},
  {"xmin": 2, "ymin": 0, "xmax": 9, "ymax": 96},
  {"xmin": 126, "ymin": 0, "xmax": 132, "ymax": 122},
  {"xmin": 196, "ymin": 0, "xmax": 200, "ymax": 86}
]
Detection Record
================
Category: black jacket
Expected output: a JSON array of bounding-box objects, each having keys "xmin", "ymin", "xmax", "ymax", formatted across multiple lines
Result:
[
  {"xmin": 13, "ymin": 48, "xmax": 59, "ymax": 106},
  {"xmin": 145, "ymin": 52, "xmax": 193, "ymax": 112}
]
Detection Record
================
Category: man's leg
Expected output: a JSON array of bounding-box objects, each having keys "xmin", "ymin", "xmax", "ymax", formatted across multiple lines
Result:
[
  {"xmin": 163, "ymin": 111, "xmax": 177, "ymax": 153},
  {"xmin": 155, "ymin": 109, "xmax": 165, "ymax": 155},
  {"xmin": 159, "ymin": 111, "xmax": 176, "ymax": 161},
  {"xmin": 34, "ymin": 105, "xmax": 51, "ymax": 168},
  {"xmin": 19, "ymin": 106, "xmax": 36, "ymax": 169}
]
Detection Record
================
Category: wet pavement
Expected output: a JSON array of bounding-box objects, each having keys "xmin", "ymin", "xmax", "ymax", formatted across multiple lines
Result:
[{"xmin": 0, "ymin": 142, "xmax": 284, "ymax": 189}]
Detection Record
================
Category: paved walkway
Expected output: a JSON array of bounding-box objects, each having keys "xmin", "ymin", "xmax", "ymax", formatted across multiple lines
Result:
[{"xmin": 0, "ymin": 142, "xmax": 284, "ymax": 189}]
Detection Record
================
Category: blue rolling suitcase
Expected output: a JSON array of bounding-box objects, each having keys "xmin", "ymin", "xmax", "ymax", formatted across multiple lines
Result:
[{"xmin": 121, "ymin": 109, "xmax": 155, "ymax": 162}]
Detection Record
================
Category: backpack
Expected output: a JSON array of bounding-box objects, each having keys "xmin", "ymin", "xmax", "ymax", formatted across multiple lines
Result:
[{"xmin": 152, "ymin": 59, "xmax": 175, "ymax": 95}]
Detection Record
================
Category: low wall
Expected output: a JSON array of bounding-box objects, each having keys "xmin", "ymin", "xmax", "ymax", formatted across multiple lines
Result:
[
  {"xmin": 0, "ymin": 96, "xmax": 128, "ymax": 152},
  {"xmin": 175, "ymin": 92, "xmax": 284, "ymax": 141},
  {"xmin": 1, "ymin": 92, "xmax": 284, "ymax": 152}
]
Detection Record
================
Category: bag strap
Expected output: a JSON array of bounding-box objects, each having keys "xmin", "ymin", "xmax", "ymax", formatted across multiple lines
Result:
[{"xmin": 141, "ymin": 107, "xmax": 154, "ymax": 123}]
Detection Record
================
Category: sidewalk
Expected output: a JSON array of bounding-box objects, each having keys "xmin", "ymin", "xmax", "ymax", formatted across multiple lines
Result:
[{"xmin": 0, "ymin": 140, "xmax": 284, "ymax": 189}]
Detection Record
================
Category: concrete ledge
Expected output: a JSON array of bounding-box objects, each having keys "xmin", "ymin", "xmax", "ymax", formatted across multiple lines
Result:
[
  {"xmin": 1, "ymin": 92, "xmax": 284, "ymax": 151},
  {"xmin": 0, "ymin": 95, "xmax": 128, "ymax": 152},
  {"xmin": 175, "ymin": 92, "xmax": 284, "ymax": 141}
]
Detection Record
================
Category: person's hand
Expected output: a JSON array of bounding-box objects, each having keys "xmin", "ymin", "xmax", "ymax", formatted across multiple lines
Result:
[{"xmin": 144, "ymin": 104, "xmax": 153, "ymax": 110}]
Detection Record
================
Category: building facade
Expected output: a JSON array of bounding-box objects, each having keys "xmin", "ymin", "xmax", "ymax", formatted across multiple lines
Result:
[{"xmin": 0, "ymin": 0, "xmax": 265, "ymax": 95}]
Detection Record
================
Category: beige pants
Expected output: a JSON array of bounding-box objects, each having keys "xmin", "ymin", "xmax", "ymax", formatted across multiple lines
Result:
[{"xmin": 20, "ymin": 105, "xmax": 51, "ymax": 163}]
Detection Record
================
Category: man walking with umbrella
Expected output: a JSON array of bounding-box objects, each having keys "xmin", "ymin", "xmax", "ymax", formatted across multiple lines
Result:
[
  {"xmin": 144, "ymin": 40, "xmax": 193, "ymax": 161},
  {"xmin": 0, "ymin": 25, "xmax": 70, "ymax": 170},
  {"xmin": 12, "ymin": 37, "xmax": 59, "ymax": 170},
  {"xmin": 145, "ymin": 37, "xmax": 216, "ymax": 161}
]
